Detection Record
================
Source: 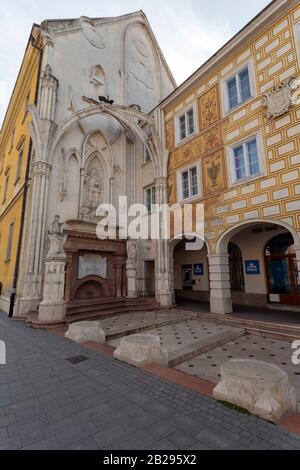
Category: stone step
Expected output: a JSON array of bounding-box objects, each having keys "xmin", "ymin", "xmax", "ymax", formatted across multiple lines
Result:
[
  {"xmin": 67, "ymin": 305, "xmax": 162, "ymax": 323},
  {"xmin": 105, "ymin": 314, "xmax": 197, "ymax": 340},
  {"xmin": 168, "ymin": 328, "xmax": 246, "ymax": 368},
  {"xmin": 188, "ymin": 312, "xmax": 300, "ymax": 341}
]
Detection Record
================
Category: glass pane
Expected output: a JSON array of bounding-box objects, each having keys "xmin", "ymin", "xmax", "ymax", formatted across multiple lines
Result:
[
  {"xmin": 293, "ymin": 258, "xmax": 300, "ymax": 294},
  {"xmin": 233, "ymin": 145, "xmax": 245, "ymax": 180},
  {"xmin": 239, "ymin": 68, "xmax": 251, "ymax": 102},
  {"xmin": 190, "ymin": 167, "xmax": 198, "ymax": 196},
  {"xmin": 268, "ymin": 259, "xmax": 292, "ymax": 294},
  {"xmin": 182, "ymin": 172, "xmax": 189, "ymax": 199},
  {"xmin": 179, "ymin": 115, "xmax": 186, "ymax": 140},
  {"xmin": 182, "ymin": 267, "xmax": 193, "ymax": 288},
  {"xmin": 187, "ymin": 109, "xmax": 195, "ymax": 135},
  {"xmin": 247, "ymin": 139, "xmax": 260, "ymax": 176},
  {"xmin": 151, "ymin": 188, "xmax": 156, "ymax": 205},
  {"xmin": 146, "ymin": 189, "xmax": 151, "ymax": 212},
  {"xmin": 227, "ymin": 77, "xmax": 238, "ymax": 109}
]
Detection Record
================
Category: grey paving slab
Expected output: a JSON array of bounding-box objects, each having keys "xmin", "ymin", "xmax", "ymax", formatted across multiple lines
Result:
[{"xmin": 0, "ymin": 311, "xmax": 300, "ymax": 450}]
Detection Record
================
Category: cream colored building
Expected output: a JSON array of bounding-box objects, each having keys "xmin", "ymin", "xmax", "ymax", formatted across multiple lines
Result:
[{"xmin": 161, "ymin": 0, "xmax": 300, "ymax": 314}]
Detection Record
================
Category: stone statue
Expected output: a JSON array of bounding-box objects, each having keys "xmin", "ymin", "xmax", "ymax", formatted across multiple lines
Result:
[
  {"xmin": 81, "ymin": 168, "xmax": 102, "ymax": 219},
  {"xmin": 47, "ymin": 215, "xmax": 67, "ymax": 259},
  {"xmin": 126, "ymin": 240, "xmax": 138, "ymax": 270}
]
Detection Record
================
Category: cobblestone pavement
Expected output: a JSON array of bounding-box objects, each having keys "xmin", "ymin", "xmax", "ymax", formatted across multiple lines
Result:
[
  {"xmin": 1, "ymin": 314, "xmax": 300, "ymax": 450},
  {"xmin": 176, "ymin": 334, "xmax": 300, "ymax": 411}
]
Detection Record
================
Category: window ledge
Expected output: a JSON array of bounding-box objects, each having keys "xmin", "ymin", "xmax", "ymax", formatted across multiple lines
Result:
[
  {"xmin": 175, "ymin": 131, "xmax": 197, "ymax": 149},
  {"xmin": 225, "ymin": 96, "xmax": 254, "ymax": 116},
  {"xmin": 179, "ymin": 194, "xmax": 201, "ymax": 204},
  {"xmin": 231, "ymin": 172, "xmax": 264, "ymax": 187}
]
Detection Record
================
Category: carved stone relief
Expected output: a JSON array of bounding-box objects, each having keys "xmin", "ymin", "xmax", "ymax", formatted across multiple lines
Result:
[
  {"xmin": 263, "ymin": 77, "xmax": 299, "ymax": 119},
  {"xmin": 79, "ymin": 17, "xmax": 106, "ymax": 49}
]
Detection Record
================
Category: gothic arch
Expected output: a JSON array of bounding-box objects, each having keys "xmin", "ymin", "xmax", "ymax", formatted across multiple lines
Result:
[{"xmin": 48, "ymin": 103, "xmax": 163, "ymax": 178}]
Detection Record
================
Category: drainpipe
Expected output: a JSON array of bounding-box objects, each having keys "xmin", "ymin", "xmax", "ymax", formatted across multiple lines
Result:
[{"xmin": 9, "ymin": 32, "xmax": 43, "ymax": 318}]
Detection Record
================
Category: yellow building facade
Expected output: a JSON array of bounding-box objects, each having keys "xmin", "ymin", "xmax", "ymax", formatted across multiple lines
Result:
[
  {"xmin": 163, "ymin": 0, "xmax": 300, "ymax": 313},
  {"xmin": 0, "ymin": 29, "xmax": 41, "ymax": 313}
]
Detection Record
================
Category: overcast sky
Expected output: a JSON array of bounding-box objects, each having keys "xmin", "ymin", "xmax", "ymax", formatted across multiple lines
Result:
[{"xmin": 0, "ymin": 0, "xmax": 271, "ymax": 125}]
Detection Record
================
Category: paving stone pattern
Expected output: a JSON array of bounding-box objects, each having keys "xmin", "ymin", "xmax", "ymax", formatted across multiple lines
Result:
[{"xmin": 0, "ymin": 314, "xmax": 300, "ymax": 450}]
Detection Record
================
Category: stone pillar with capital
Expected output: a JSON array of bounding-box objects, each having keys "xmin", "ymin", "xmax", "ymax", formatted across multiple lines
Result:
[
  {"xmin": 294, "ymin": 243, "xmax": 300, "ymax": 288},
  {"xmin": 38, "ymin": 216, "xmax": 67, "ymax": 323},
  {"xmin": 126, "ymin": 240, "xmax": 138, "ymax": 299},
  {"xmin": 208, "ymin": 254, "xmax": 233, "ymax": 315},
  {"xmin": 155, "ymin": 177, "xmax": 173, "ymax": 307}
]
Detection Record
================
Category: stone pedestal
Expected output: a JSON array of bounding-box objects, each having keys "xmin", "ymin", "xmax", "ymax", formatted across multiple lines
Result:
[
  {"xmin": 114, "ymin": 334, "xmax": 168, "ymax": 368},
  {"xmin": 126, "ymin": 240, "xmax": 138, "ymax": 299},
  {"xmin": 65, "ymin": 321, "xmax": 106, "ymax": 343},
  {"xmin": 209, "ymin": 254, "xmax": 233, "ymax": 314},
  {"xmin": 38, "ymin": 259, "xmax": 66, "ymax": 322},
  {"xmin": 126, "ymin": 267, "xmax": 137, "ymax": 299},
  {"xmin": 213, "ymin": 359, "xmax": 297, "ymax": 423}
]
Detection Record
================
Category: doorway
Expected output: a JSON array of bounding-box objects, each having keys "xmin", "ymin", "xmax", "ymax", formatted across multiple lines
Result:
[
  {"xmin": 265, "ymin": 233, "xmax": 300, "ymax": 306},
  {"xmin": 144, "ymin": 261, "xmax": 155, "ymax": 297}
]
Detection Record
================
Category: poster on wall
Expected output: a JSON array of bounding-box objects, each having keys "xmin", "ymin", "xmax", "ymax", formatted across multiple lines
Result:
[
  {"xmin": 245, "ymin": 260, "xmax": 260, "ymax": 275},
  {"xmin": 194, "ymin": 264, "xmax": 204, "ymax": 276}
]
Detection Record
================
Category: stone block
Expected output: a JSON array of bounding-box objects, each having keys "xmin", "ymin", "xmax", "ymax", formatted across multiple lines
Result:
[
  {"xmin": 65, "ymin": 321, "xmax": 106, "ymax": 344},
  {"xmin": 113, "ymin": 334, "xmax": 168, "ymax": 368},
  {"xmin": 213, "ymin": 359, "xmax": 297, "ymax": 423}
]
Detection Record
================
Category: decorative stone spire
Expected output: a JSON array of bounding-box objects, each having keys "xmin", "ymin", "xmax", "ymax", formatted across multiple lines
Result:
[{"xmin": 38, "ymin": 65, "xmax": 59, "ymax": 121}]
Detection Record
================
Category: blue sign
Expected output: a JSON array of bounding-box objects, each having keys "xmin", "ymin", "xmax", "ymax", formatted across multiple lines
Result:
[
  {"xmin": 245, "ymin": 260, "xmax": 260, "ymax": 275},
  {"xmin": 194, "ymin": 264, "xmax": 204, "ymax": 276}
]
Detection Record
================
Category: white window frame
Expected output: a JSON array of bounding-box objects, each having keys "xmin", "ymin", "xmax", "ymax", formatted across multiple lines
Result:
[
  {"xmin": 175, "ymin": 103, "xmax": 198, "ymax": 146},
  {"xmin": 222, "ymin": 61, "xmax": 255, "ymax": 115},
  {"xmin": 294, "ymin": 22, "xmax": 300, "ymax": 68},
  {"xmin": 145, "ymin": 185, "xmax": 156, "ymax": 213},
  {"xmin": 227, "ymin": 133, "xmax": 265, "ymax": 186},
  {"xmin": 177, "ymin": 162, "xmax": 201, "ymax": 202}
]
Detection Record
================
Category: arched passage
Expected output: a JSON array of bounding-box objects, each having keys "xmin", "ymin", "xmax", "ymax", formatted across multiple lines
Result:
[
  {"xmin": 169, "ymin": 235, "xmax": 210, "ymax": 307},
  {"xmin": 215, "ymin": 220, "xmax": 300, "ymax": 310}
]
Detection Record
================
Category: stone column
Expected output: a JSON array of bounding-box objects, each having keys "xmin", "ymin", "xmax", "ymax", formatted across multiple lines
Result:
[
  {"xmin": 294, "ymin": 244, "xmax": 300, "ymax": 288},
  {"xmin": 38, "ymin": 216, "xmax": 67, "ymax": 323},
  {"xmin": 114, "ymin": 257, "xmax": 124, "ymax": 298},
  {"xmin": 155, "ymin": 177, "xmax": 173, "ymax": 307},
  {"xmin": 126, "ymin": 241, "xmax": 138, "ymax": 299},
  {"xmin": 208, "ymin": 254, "xmax": 233, "ymax": 315}
]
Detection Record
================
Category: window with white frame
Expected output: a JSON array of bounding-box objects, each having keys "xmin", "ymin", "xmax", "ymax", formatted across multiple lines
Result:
[
  {"xmin": 230, "ymin": 137, "xmax": 261, "ymax": 183},
  {"xmin": 176, "ymin": 106, "xmax": 195, "ymax": 143},
  {"xmin": 180, "ymin": 166, "xmax": 198, "ymax": 200},
  {"xmin": 225, "ymin": 65, "xmax": 252, "ymax": 112},
  {"xmin": 145, "ymin": 186, "xmax": 156, "ymax": 213}
]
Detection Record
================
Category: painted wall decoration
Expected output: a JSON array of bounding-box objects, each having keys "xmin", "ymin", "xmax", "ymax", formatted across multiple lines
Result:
[
  {"xmin": 202, "ymin": 149, "xmax": 226, "ymax": 196},
  {"xmin": 199, "ymin": 86, "xmax": 220, "ymax": 129},
  {"xmin": 166, "ymin": 120, "xmax": 174, "ymax": 151}
]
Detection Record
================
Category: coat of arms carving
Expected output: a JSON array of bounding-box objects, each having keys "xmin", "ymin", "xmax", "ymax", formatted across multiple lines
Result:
[{"xmin": 263, "ymin": 77, "xmax": 299, "ymax": 119}]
